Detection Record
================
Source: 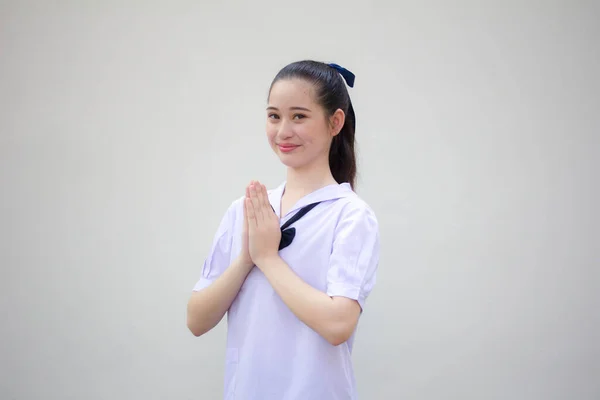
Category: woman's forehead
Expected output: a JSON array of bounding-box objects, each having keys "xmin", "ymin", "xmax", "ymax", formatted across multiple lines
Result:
[{"xmin": 269, "ymin": 79, "xmax": 317, "ymax": 106}]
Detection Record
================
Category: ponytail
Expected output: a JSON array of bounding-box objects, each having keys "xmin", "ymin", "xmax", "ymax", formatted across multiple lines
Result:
[{"xmin": 329, "ymin": 99, "xmax": 356, "ymax": 189}]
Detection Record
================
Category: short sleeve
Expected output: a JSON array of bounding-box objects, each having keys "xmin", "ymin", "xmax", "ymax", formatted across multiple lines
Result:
[
  {"xmin": 192, "ymin": 200, "xmax": 238, "ymax": 292},
  {"xmin": 326, "ymin": 203, "xmax": 380, "ymax": 310}
]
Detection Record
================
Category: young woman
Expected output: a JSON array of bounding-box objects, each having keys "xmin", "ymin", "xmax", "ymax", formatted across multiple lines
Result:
[{"xmin": 187, "ymin": 60, "xmax": 380, "ymax": 399}]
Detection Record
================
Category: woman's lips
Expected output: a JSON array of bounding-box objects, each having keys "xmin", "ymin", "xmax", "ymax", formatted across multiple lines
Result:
[{"xmin": 278, "ymin": 144, "xmax": 299, "ymax": 153}]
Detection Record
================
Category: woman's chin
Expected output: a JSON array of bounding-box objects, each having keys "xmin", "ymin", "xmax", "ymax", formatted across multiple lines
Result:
[
  {"xmin": 277, "ymin": 154, "xmax": 304, "ymax": 168},
  {"xmin": 279, "ymin": 158, "xmax": 300, "ymax": 168}
]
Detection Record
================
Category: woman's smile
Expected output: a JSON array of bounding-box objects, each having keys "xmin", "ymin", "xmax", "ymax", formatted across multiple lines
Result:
[{"xmin": 278, "ymin": 143, "xmax": 300, "ymax": 153}]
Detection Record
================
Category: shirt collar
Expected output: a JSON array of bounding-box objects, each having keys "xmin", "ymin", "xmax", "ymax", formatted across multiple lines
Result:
[{"xmin": 268, "ymin": 181, "xmax": 355, "ymax": 219}]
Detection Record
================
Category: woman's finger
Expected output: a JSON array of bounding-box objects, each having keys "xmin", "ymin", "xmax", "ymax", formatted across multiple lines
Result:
[
  {"xmin": 244, "ymin": 181, "xmax": 253, "ymax": 222},
  {"xmin": 261, "ymin": 184, "xmax": 273, "ymax": 218},
  {"xmin": 245, "ymin": 198, "xmax": 257, "ymax": 228},
  {"xmin": 249, "ymin": 183, "xmax": 263, "ymax": 222},
  {"xmin": 243, "ymin": 193, "xmax": 249, "ymax": 228},
  {"xmin": 255, "ymin": 181, "xmax": 267, "ymax": 211}
]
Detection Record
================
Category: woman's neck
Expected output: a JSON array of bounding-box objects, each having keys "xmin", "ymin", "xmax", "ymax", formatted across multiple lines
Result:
[{"xmin": 284, "ymin": 163, "xmax": 337, "ymax": 198}]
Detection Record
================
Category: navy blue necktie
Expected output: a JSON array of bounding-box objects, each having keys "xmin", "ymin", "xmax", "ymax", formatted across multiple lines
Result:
[{"xmin": 277, "ymin": 202, "xmax": 321, "ymax": 251}]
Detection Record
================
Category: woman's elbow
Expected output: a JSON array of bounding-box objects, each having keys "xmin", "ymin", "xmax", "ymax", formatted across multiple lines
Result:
[
  {"xmin": 187, "ymin": 310, "xmax": 220, "ymax": 337},
  {"xmin": 187, "ymin": 318, "xmax": 207, "ymax": 337},
  {"xmin": 327, "ymin": 335, "xmax": 349, "ymax": 347},
  {"xmin": 186, "ymin": 297, "xmax": 214, "ymax": 337},
  {"xmin": 323, "ymin": 323, "xmax": 355, "ymax": 346},
  {"xmin": 323, "ymin": 302, "xmax": 361, "ymax": 346}
]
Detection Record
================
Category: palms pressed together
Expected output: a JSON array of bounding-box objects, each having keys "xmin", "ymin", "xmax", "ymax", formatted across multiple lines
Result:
[{"xmin": 241, "ymin": 181, "xmax": 281, "ymax": 269}]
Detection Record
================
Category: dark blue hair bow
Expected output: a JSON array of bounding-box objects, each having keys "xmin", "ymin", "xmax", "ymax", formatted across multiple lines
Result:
[{"xmin": 327, "ymin": 63, "xmax": 355, "ymax": 88}]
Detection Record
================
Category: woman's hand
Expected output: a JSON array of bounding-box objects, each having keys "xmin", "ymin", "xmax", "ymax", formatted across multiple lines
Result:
[
  {"xmin": 237, "ymin": 182, "xmax": 254, "ymax": 269},
  {"xmin": 245, "ymin": 181, "xmax": 281, "ymax": 268}
]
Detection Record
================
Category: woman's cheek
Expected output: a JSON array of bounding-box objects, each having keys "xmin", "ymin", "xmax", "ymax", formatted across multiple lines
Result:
[{"xmin": 265, "ymin": 129, "xmax": 276, "ymax": 144}]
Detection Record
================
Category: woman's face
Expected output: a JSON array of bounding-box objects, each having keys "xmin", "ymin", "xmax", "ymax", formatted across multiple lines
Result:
[{"xmin": 266, "ymin": 79, "xmax": 339, "ymax": 170}]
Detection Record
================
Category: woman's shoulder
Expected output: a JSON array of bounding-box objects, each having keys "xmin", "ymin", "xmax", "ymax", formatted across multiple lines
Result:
[
  {"xmin": 217, "ymin": 194, "xmax": 246, "ymax": 225},
  {"xmin": 334, "ymin": 189, "xmax": 379, "ymax": 228}
]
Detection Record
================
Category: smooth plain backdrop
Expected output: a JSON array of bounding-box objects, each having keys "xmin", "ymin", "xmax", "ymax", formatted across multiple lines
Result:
[{"xmin": 1, "ymin": 2, "xmax": 599, "ymax": 399}]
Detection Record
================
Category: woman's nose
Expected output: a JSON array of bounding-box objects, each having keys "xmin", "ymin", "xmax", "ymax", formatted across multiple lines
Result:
[{"xmin": 277, "ymin": 120, "xmax": 294, "ymax": 139}]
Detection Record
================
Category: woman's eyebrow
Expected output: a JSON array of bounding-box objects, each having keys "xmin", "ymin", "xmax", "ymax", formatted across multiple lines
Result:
[{"xmin": 266, "ymin": 106, "xmax": 312, "ymax": 112}]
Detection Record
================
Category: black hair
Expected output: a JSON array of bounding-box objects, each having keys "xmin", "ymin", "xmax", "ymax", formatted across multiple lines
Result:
[{"xmin": 268, "ymin": 60, "xmax": 357, "ymax": 189}]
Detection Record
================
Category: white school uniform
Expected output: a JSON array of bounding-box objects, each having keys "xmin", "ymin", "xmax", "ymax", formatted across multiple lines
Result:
[{"xmin": 193, "ymin": 181, "xmax": 380, "ymax": 400}]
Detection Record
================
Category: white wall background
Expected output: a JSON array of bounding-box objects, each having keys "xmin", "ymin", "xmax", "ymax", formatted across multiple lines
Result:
[{"xmin": 1, "ymin": 1, "xmax": 598, "ymax": 399}]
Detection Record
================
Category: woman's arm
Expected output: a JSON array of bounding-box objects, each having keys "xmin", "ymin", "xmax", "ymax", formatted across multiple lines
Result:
[
  {"xmin": 257, "ymin": 255, "xmax": 361, "ymax": 346},
  {"xmin": 186, "ymin": 256, "xmax": 254, "ymax": 337},
  {"xmin": 188, "ymin": 183, "xmax": 257, "ymax": 337}
]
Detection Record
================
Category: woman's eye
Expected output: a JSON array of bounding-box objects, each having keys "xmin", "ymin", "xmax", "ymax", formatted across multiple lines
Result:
[
  {"xmin": 268, "ymin": 113, "xmax": 280, "ymax": 119},
  {"xmin": 293, "ymin": 114, "xmax": 306, "ymax": 120}
]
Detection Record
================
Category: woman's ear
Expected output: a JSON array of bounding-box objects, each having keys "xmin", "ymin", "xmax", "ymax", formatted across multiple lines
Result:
[{"xmin": 330, "ymin": 109, "xmax": 346, "ymax": 137}]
